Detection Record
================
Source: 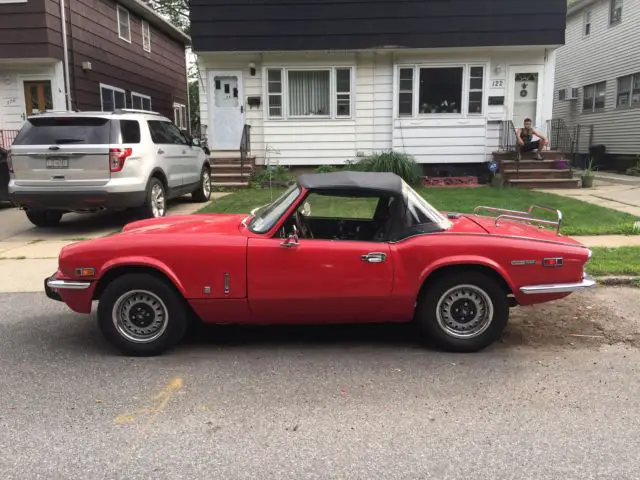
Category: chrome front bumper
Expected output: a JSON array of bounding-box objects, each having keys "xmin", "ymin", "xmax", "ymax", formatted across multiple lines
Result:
[
  {"xmin": 44, "ymin": 275, "xmax": 91, "ymax": 302},
  {"xmin": 519, "ymin": 274, "xmax": 596, "ymax": 295}
]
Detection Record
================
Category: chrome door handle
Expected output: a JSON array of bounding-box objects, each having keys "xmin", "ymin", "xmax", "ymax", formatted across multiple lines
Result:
[
  {"xmin": 157, "ymin": 149, "xmax": 165, "ymax": 154},
  {"xmin": 361, "ymin": 252, "xmax": 386, "ymax": 263}
]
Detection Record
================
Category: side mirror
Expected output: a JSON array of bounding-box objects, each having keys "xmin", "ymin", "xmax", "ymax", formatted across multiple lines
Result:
[
  {"xmin": 280, "ymin": 225, "xmax": 299, "ymax": 248},
  {"xmin": 191, "ymin": 138, "xmax": 201, "ymax": 147}
]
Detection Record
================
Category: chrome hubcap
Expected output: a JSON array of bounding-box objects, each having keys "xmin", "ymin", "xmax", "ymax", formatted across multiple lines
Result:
[
  {"xmin": 202, "ymin": 170, "xmax": 211, "ymax": 197},
  {"xmin": 151, "ymin": 184, "xmax": 165, "ymax": 217},
  {"xmin": 436, "ymin": 285, "xmax": 494, "ymax": 339},
  {"xmin": 112, "ymin": 290, "xmax": 169, "ymax": 343}
]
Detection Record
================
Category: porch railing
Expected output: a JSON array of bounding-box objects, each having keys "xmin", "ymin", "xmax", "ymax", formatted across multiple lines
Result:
[
  {"xmin": 239, "ymin": 124, "xmax": 251, "ymax": 178},
  {"xmin": 0, "ymin": 130, "xmax": 19, "ymax": 149},
  {"xmin": 498, "ymin": 120, "xmax": 520, "ymax": 177}
]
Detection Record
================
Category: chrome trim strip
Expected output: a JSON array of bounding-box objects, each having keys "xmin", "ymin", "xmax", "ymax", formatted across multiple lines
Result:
[
  {"xmin": 520, "ymin": 275, "xmax": 596, "ymax": 295},
  {"xmin": 47, "ymin": 279, "xmax": 91, "ymax": 290}
]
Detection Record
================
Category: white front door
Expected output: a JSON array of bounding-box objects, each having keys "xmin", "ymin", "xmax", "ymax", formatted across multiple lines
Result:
[
  {"xmin": 209, "ymin": 71, "xmax": 244, "ymax": 150},
  {"xmin": 507, "ymin": 66, "xmax": 544, "ymax": 129}
]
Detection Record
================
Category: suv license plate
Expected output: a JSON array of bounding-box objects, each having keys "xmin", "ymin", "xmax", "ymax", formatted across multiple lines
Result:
[{"xmin": 46, "ymin": 158, "xmax": 69, "ymax": 169}]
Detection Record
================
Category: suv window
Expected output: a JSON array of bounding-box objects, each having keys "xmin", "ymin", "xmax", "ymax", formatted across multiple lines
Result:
[
  {"xmin": 148, "ymin": 120, "xmax": 187, "ymax": 145},
  {"xmin": 13, "ymin": 117, "xmax": 111, "ymax": 145},
  {"xmin": 120, "ymin": 120, "xmax": 141, "ymax": 143}
]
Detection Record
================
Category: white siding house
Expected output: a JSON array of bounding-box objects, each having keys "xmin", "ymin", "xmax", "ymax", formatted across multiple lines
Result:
[
  {"xmin": 197, "ymin": 46, "xmax": 557, "ymax": 168},
  {"xmin": 554, "ymin": 0, "xmax": 640, "ymax": 157}
]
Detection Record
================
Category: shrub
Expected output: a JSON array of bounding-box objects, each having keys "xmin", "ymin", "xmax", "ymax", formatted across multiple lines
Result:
[
  {"xmin": 315, "ymin": 164, "xmax": 337, "ymax": 174},
  {"xmin": 253, "ymin": 165, "xmax": 294, "ymax": 186},
  {"xmin": 352, "ymin": 151, "xmax": 422, "ymax": 186}
]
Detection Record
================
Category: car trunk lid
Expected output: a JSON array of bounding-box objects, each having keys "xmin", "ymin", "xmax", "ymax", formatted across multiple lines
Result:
[{"xmin": 10, "ymin": 116, "xmax": 112, "ymax": 188}]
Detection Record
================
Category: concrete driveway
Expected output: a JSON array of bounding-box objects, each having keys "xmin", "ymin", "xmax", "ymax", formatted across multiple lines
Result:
[{"xmin": 0, "ymin": 194, "xmax": 227, "ymax": 293}]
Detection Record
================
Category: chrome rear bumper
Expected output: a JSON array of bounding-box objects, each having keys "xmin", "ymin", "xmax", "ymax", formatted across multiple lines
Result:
[{"xmin": 519, "ymin": 274, "xmax": 596, "ymax": 295}]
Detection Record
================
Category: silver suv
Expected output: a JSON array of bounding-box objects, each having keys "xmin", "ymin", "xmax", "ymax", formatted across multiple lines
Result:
[{"xmin": 8, "ymin": 109, "xmax": 211, "ymax": 227}]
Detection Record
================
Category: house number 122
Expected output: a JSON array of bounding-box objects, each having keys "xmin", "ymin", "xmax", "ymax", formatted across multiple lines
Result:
[{"xmin": 492, "ymin": 80, "xmax": 504, "ymax": 88}]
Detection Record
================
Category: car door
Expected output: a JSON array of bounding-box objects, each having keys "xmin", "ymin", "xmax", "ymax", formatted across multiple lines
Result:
[
  {"xmin": 247, "ymin": 237, "xmax": 393, "ymax": 324},
  {"xmin": 147, "ymin": 120, "xmax": 183, "ymax": 188},
  {"xmin": 163, "ymin": 122, "xmax": 200, "ymax": 186}
]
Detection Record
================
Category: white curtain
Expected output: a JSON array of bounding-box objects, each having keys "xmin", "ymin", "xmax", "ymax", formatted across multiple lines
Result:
[{"xmin": 288, "ymin": 71, "xmax": 330, "ymax": 116}]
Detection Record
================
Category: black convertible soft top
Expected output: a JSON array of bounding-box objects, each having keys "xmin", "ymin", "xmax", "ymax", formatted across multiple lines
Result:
[{"xmin": 297, "ymin": 171, "xmax": 403, "ymax": 195}]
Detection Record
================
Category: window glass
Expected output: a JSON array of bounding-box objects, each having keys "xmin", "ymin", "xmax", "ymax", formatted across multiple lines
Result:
[
  {"xmin": 120, "ymin": 120, "xmax": 140, "ymax": 143},
  {"xmin": 468, "ymin": 66, "xmax": 485, "ymax": 114},
  {"xmin": 13, "ymin": 117, "xmax": 111, "ymax": 145},
  {"xmin": 249, "ymin": 184, "xmax": 300, "ymax": 233},
  {"xmin": 336, "ymin": 68, "xmax": 351, "ymax": 117},
  {"xmin": 148, "ymin": 120, "xmax": 174, "ymax": 144},
  {"xmin": 610, "ymin": 0, "xmax": 622, "ymax": 24},
  {"xmin": 303, "ymin": 193, "xmax": 378, "ymax": 220},
  {"xmin": 288, "ymin": 70, "xmax": 330, "ymax": 116},
  {"xmin": 117, "ymin": 6, "xmax": 131, "ymax": 41},
  {"xmin": 142, "ymin": 20, "xmax": 151, "ymax": 51},
  {"xmin": 398, "ymin": 68, "xmax": 414, "ymax": 116},
  {"xmin": 419, "ymin": 67, "xmax": 463, "ymax": 114}
]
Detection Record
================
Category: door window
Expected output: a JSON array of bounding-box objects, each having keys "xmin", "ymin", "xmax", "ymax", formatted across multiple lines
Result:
[
  {"xmin": 512, "ymin": 72, "xmax": 539, "ymax": 126},
  {"xmin": 23, "ymin": 81, "xmax": 53, "ymax": 115},
  {"xmin": 147, "ymin": 121, "xmax": 188, "ymax": 145},
  {"xmin": 213, "ymin": 75, "xmax": 239, "ymax": 108}
]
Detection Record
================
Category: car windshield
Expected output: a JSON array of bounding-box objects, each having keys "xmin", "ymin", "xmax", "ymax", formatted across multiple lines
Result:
[
  {"xmin": 403, "ymin": 181, "xmax": 452, "ymax": 229},
  {"xmin": 248, "ymin": 184, "xmax": 301, "ymax": 233}
]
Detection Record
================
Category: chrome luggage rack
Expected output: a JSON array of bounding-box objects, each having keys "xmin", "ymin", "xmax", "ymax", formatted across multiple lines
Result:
[{"xmin": 473, "ymin": 205, "xmax": 563, "ymax": 235}]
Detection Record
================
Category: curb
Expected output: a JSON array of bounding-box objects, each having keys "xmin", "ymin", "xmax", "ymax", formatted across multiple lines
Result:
[{"xmin": 595, "ymin": 276, "xmax": 640, "ymax": 287}]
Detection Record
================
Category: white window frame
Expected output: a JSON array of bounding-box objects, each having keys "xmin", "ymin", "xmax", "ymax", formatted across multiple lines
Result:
[
  {"xmin": 583, "ymin": 10, "xmax": 592, "ymax": 36},
  {"xmin": 394, "ymin": 62, "xmax": 489, "ymax": 118},
  {"xmin": 131, "ymin": 91, "xmax": 152, "ymax": 111},
  {"xmin": 117, "ymin": 5, "xmax": 131, "ymax": 43},
  {"xmin": 263, "ymin": 66, "xmax": 354, "ymax": 121},
  {"xmin": 173, "ymin": 102, "xmax": 187, "ymax": 130},
  {"xmin": 141, "ymin": 20, "xmax": 151, "ymax": 52},
  {"xmin": 616, "ymin": 73, "xmax": 640, "ymax": 108},
  {"xmin": 100, "ymin": 83, "xmax": 127, "ymax": 111},
  {"xmin": 582, "ymin": 81, "xmax": 607, "ymax": 112},
  {"xmin": 0, "ymin": 0, "xmax": 28, "ymax": 4},
  {"xmin": 610, "ymin": 0, "xmax": 622, "ymax": 25}
]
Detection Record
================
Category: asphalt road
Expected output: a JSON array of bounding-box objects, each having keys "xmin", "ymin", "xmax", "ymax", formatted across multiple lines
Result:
[{"xmin": 1, "ymin": 291, "xmax": 640, "ymax": 479}]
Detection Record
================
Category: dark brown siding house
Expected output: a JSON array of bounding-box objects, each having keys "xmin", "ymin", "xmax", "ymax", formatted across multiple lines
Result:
[{"xmin": 0, "ymin": 0, "xmax": 190, "ymax": 148}]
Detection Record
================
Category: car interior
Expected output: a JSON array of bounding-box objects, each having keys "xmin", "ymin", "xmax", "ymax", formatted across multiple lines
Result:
[{"xmin": 279, "ymin": 191, "xmax": 403, "ymax": 242}]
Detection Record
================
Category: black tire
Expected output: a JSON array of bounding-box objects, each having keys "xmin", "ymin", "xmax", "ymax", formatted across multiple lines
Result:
[
  {"xmin": 415, "ymin": 271, "xmax": 509, "ymax": 353},
  {"xmin": 97, "ymin": 273, "xmax": 188, "ymax": 356},
  {"xmin": 191, "ymin": 165, "xmax": 211, "ymax": 202},
  {"xmin": 136, "ymin": 177, "xmax": 166, "ymax": 219},
  {"xmin": 25, "ymin": 210, "xmax": 63, "ymax": 227}
]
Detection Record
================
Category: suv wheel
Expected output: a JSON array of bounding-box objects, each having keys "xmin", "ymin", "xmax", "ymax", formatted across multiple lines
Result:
[
  {"xmin": 192, "ymin": 165, "xmax": 211, "ymax": 202},
  {"xmin": 137, "ymin": 177, "xmax": 167, "ymax": 219},
  {"xmin": 25, "ymin": 210, "xmax": 63, "ymax": 228}
]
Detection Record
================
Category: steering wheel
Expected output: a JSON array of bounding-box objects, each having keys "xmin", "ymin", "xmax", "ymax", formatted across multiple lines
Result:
[{"xmin": 294, "ymin": 210, "xmax": 313, "ymax": 239}]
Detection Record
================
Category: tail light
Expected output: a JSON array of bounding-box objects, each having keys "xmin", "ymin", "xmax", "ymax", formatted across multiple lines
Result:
[
  {"xmin": 6, "ymin": 150, "xmax": 13, "ymax": 174},
  {"xmin": 109, "ymin": 148, "xmax": 132, "ymax": 173}
]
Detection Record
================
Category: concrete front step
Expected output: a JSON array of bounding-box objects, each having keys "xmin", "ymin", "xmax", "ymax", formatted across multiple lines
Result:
[
  {"xmin": 212, "ymin": 164, "xmax": 254, "ymax": 175},
  {"xmin": 493, "ymin": 150, "xmax": 569, "ymax": 161},
  {"xmin": 210, "ymin": 156, "xmax": 256, "ymax": 166},
  {"xmin": 500, "ymin": 159, "xmax": 558, "ymax": 170},
  {"xmin": 507, "ymin": 178, "xmax": 581, "ymax": 189},
  {"xmin": 213, "ymin": 172, "xmax": 252, "ymax": 183},
  {"xmin": 503, "ymin": 168, "xmax": 573, "ymax": 180}
]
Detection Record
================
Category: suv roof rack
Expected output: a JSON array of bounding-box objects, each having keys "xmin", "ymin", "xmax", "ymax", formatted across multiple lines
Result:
[{"xmin": 112, "ymin": 108, "xmax": 162, "ymax": 116}]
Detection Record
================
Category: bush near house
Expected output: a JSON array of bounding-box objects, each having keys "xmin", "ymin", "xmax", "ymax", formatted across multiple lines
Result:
[{"xmin": 349, "ymin": 151, "xmax": 422, "ymax": 186}]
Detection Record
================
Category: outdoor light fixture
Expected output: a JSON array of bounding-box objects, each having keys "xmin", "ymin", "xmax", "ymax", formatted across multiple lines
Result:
[{"xmin": 249, "ymin": 62, "xmax": 256, "ymax": 76}]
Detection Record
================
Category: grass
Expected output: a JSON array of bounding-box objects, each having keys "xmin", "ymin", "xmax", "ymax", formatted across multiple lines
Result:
[
  {"xmin": 587, "ymin": 247, "xmax": 640, "ymax": 277},
  {"xmin": 198, "ymin": 186, "xmax": 639, "ymax": 236}
]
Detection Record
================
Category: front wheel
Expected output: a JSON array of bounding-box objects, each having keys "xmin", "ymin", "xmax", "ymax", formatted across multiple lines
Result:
[
  {"xmin": 25, "ymin": 210, "xmax": 63, "ymax": 227},
  {"xmin": 191, "ymin": 165, "xmax": 211, "ymax": 202},
  {"xmin": 415, "ymin": 272, "xmax": 509, "ymax": 353},
  {"xmin": 97, "ymin": 273, "xmax": 188, "ymax": 356}
]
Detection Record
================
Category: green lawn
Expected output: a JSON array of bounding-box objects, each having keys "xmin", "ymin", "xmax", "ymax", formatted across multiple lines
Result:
[
  {"xmin": 199, "ymin": 186, "xmax": 639, "ymax": 236},
  {"xmin": 587, "ymin": 247, "xmax": 640, "ymax": 277}
]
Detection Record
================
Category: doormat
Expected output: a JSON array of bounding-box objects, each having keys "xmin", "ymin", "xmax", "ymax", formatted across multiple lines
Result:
[{"xmin": 422, "ymin": 176, "xmax": 480, "ymax": 187}]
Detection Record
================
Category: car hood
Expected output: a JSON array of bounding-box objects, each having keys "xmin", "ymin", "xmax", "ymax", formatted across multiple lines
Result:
[
  {"xmin": 460, "ymin": 214, "xmax": 584, "ymax": 246},
  {"xmin": 120, "ymin": 214, "xmax": 246, "ymax": 236}
]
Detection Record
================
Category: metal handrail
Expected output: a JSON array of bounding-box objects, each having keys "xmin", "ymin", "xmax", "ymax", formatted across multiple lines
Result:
[{"xmin": 474, "ymin": 204, "xmax": 563, "ymax": 234}]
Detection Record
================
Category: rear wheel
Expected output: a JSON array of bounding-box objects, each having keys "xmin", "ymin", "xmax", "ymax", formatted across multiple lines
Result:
[
  {"xmin": 25, "ymin": 210, "xmax": 63, "ymax": 227},
  {"xmin": 136, "ymin": 177, "xmax": 166, "ymax": 219},
  {"xmin": 191, "ymin": 165, "xmax": 211, "ymax": 202},
  {"xmin": 97, "ymin": 273, "xmax": 188, "ymax": 356},
  {"xmin": 415, "ymin": 272, "xmax": 509, "ymax": 353}
]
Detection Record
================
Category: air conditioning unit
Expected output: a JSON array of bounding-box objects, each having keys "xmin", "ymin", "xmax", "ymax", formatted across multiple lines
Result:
[{"xmin": 558, "ymin": 87, "xmax": 579, "ymax": 101}]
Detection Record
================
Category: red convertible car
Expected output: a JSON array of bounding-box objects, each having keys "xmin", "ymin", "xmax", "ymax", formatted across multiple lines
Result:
[{"xmin": 46, "ymin": 171, "xmax": 595, "ymax": 356}]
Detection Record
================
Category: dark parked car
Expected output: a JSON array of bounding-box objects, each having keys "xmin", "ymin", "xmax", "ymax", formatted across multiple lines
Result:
[{"xmin": 0, "ymin": 147, "xmax": 11, "ymax": 204}]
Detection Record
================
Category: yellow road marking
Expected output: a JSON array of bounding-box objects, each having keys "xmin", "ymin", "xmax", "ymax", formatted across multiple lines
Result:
[{"xmin": 115, "ymin": 376, "xmax": 183, "ymax": 425}]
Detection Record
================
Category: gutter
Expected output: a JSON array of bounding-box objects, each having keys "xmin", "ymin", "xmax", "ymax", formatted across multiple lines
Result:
[{"xmin": 59, "ymin": 0, "xmax": 73, "ymax": 111}]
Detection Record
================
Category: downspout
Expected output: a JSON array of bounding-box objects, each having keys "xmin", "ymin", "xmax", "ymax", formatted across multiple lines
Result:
[
  {"xmin": 59, "ymin": 0, "xmax": 73, "ymax": 111},
  {"xmin": 185, "ymin": 48, "xmax": 191, "ymax": 135}
]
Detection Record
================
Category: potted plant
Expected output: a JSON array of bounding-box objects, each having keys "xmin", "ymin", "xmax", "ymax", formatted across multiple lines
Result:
[{"xmin": 581, "ymin": 157, "xmax": 595, "ymax": 188}]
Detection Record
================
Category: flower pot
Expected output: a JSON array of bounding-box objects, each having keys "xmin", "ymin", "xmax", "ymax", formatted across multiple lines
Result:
[{"xmin": 581, "ymin": 174, "xmax": 594, "ymax": 188}]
